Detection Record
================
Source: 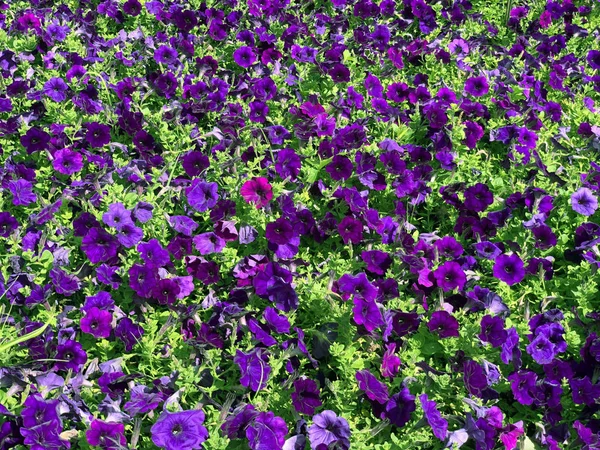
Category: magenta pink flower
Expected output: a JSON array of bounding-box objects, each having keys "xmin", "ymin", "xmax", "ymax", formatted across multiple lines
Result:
[{"xmin": 240, "ymin": 177, "xmax": 273, "ymax": 209}]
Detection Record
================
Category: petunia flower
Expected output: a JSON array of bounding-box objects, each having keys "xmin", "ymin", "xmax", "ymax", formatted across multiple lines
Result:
[
  {"xmin": 493, "ymin": 254, "xmax": 525, "ymax": 286},
  {"xmin": 80, "ymin": 307, "xmax": 113, "ymax": 339},
  {"xmin": 427, "ymin": 311, "xmax": 459, "ymax": 338},
  {"xmin": 53, "ymin": 148, "xmax": 84, "ymax": 175},
  {"xmin": 292, "ymin": 378, "xmax": 322, "ymax": 415},
  {"xmin": 151, "ymin": 410, "xmax": 208, "ymax": 450},
  {"xmin": 43, "ymin": 77, "xmax": 69, "ymax": 102},
  {"xmin": 419, "ymin": 394, "xmax": 448, "ymax": 440},
  {"xmin": 571, "ymin": 188, "xmax": 598, "ymax": 216},
  {"xmin": 308, "ymin": 410, "xmax": 351, "ymax": 450}
]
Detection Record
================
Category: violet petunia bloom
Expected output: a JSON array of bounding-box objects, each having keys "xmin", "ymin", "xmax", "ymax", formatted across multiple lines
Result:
[
  {"xmin": 233, "ymin": 46, "xmax": 257, "ymax": 68},
  {"xmin": 234, "ymin": 348, "xmax": 271, "ymax": 392},
  {"xmin": 102, "ymin": 203, "xmax": 133, "ymax": 230},
  {"xmin": 186, "ymin": 179, "xmax": 219, "ymax": 212},
  {"xmin": 587, "ymin": 50, "xmax": 600, "ymax": 70},
  {"xmin": 382, "ymin": 387, "xmax": 416, "ymax": 428},
  {"xmin": 81, "ymin": 228, "xmax": 120, "ymax": 264},
  {"xmin": 338, "ymin": 216, "xmax": 363, "ymax": 244},
  {"xmin": 292, "ymin": 378, "xmax": 322, "ymax": 415},
  {"xmin": 7, "ymin": 179, "xmax": 36, "ymax": 206},
  {"xmin": 381, "ymin": 343, "xmax": 401, "ymax": 378},
  {"xmin": 308, "ymin": 410, "xmax": 351, "ymax": 450},
  {"xmin": 434, "ymin": 261, "xmax": 466, "ymax": 292},
  {"xmin": 193, "ymin": 232, "xmax": 226, "ymax": 255},
  {"xmin": 0, "ymin": 212, "xmax": 19, "ymax": 237},
  {"xmin": 508, "ymin": 371, "xmax": 537, "ymax": 405},
  {"xmin": 53, "ymin": 148, "xmax": 84, "ymax": 175},
  {"xmin": 419, "ymin": 394, "xmax": 448, "ymax": 440},
  {"xmin": 240, "ymin": 177, "xmax": 273, "ymax": 208},
  {"xmin": 464, "ymin": 183, "xmax": 493, "ymax": 212},
  {"xmin": 86, "ymin": 420, "xmax": 127, "ymax": 450},
  {"xmin": 21, "ymin": 394, "xmax": 60, "ymax": 429},
  {"xmin": 464, "ymin": 76, "xmax": 489, "ymax": 97},
  {"xmin": 246, "ymin": 412, "xmax": 288, "ymax": 450},
  {"xmin": 353, "ymin": 297, "xmax": 384, "ymax": 332},
  {"xmin": 54, "ymin": 340, "xmax": 87, "ymax": 372},
  {"xmin": 43, "ymin": 77, "xmax": 69, "ymax": 102},
  {"xmin": 138, "ymin": 239, "xmax": 170, "ymax": 267},
  {"xmin": 478, "ymin": 315, "xmax": 507, "ymax": 348},
  {"xmin": 427, "ymin": 311, "xmax": 460, "ymax": 338},
  {"xmin": 115, "ymin": 317, "xmax": 144, "ymax": 352},
  {"xmin": 151, "ymin": 410, "xmax": 208, "ymax": 450},
  {"xmin": 85, "ymin": 122, "xmax": 112, "ymax": 148},
  {"xmin": 356, "ymin": 369, "xmax": 389, "ymax": 404},
  {"xmin": 221, "ymin": 404, "xmax": 259, "ymax": 440},
  {"xmin": 80, "ymin": 306, "xmax": 113, "ymax": 339},
  {"xmin": 571, "ymin": 188, "xmax": 598, "ymax": 216},
  {"xmin": 493, "ymin": 254, "xmax": 525, "ymax": 286}
]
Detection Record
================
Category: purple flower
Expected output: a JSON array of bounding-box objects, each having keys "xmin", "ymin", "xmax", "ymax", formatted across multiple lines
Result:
[
  {"xmin": 570, "ymin": 377, "xmax": 600, "ymax": 406},
  {"xmin": 381, "ymin": 343, "xmax": 401, "ymax": 378},
  {"xmin": 266, "ymin": 218, "xmax": 294, "ymax": 245},
  {"xmin": 325, "ymin": 155, "xmax": 353, "ymax": 181},
  {"xmin": 86, "ymin": 122, "xmax": 112, "ymax": 148},
  {"xmin": 43, "ymin": 77, "xmax": 69, "ymax": 102},
  {"xmin": 571, "ymin": 188, "xmax": 598, "ymax": 216},
  {"xmin": 308, "ymin": 410, "xmax": 351, "ymax": 450},
  {"xmin": 81, "ymin": 228, "xmax": 120, "ymax": 264},
  {"xmin": 49, "ymin": 268, "xmax": 81, "ymax": 296},
  {"xmin": 526, "ymin": 333, "xmax": 556, "ymax": 365},
  {"xmin": 154, "ymin": 45, "xmax": 179, "ymax": 65},
  {"xmin": 186, "ymin": 179, "xmax": 219, "ymax": 212},
  {"xmin": 102, "ymin": 203, "xmax": 133, "ymax": 230},
  {"xmin": 275, "ymin": 148, "xmax": 301, "ymax": 181},
  {"xmin": 433, "ymin": 261, "xmax": 466, "ymax": 291},
  {"xmin": 81, "ymin": 307, "xmax": 113, "ymax": 339},
  {"xmin": 193, "ymin": 232, "xmax": 226, "ymax": 255},
  {"xmin": 508, "ymin": 371, "xmax": 537, "ymax": 405},
  {"xmin": 20, "ymin": 127, "xmax": 51, "ymax": 153},
  {"xmin": 7, "ymin": 179, "xmax": 36, "ymax": 206},
  {"xmin": 328, "ymin": 63, "xmax": 351, "ymax": 83},
  {"xmin": 53, "ymin": 148, "xmax": 83, "ymax": 175},
  {"xmin": 292, "ymin": 378, "xmax": 322, "ymax": 415},
  {"xmin": 263, "ymin": 308, "xmax": 290, "ymax": 335},
  {"xmin": 383, "ymin": 387, "xmax": 416, "ymax": 428},
  {"xmin": 419, "ymin": 394, "xmax": 448, "ymax": 440},
  {"xmin": 234, "ymin": 348, "xmax": 271, "ymax": 392},
  {"xmin": 221, "ymin": 404, "xmax": 259, "ymax": 440},
  {"xmin": 21, "ymin": 394, "xmax": 60, "ymax": 429},
  {"xmin": 427, "ymin": 311, "xmax": 459, "ymax": 338},
  {"xmin": 464, "ymin": 183, "xmax": 494, "ymax": 212},
  {"xmin": 0, "ymin": 212, "xmax": 19, "ymax": 237},
  {"xmin": 501, "ymin": 327, "xmax": 522, "ymax": 366},
  {"xmin": 54, "ymin": 340, "xmax": 87, "ymax": 372},
  {"xmin": 353, "ymin": 297, "xmax": 384, "ymax": 332},
  {"xmin": 138, "ymin": 239, "xmax": 170, "ymax": 267},
  {"xmin": 493, "ymin": 254, "xmax": 525, "ymax": 286},
  {"xmin": 246, "ymin": 411, "xmax": 288, "ymax": 450},
  {"xmin": 233, "ymin": 46, "xmax": 257, "ymax": 68},
  {"xmin": 463, "ymin": 360, "xmax": 489, "ymax": 398},
  {"xmin": 129, "ymin": 264, "xmax": 159, "ymax": 298},
  {"xmin": 356, "ymin": 369, "xmax": 389, "ymax": 404},
  {"xmin": 115, "ymin": 318, "xmax": 144, "ymax": 352},
  {"xmin": 464, "ymin": 76, "xmax": 489, "ymax": 97},
  {"xmin": 151, "ymin": 410, "xmax": 208, "ymax": 450},
  {"xmin": 338, "ymin": 216, "xmax": 363, "ymax": 244},
  {"xmin": 478, "ymin": 315, "xmax": 507, "ymax": 348},
  {"xmin": 587, "ymin": 50, "xmax": 600, "ymax": 70}
]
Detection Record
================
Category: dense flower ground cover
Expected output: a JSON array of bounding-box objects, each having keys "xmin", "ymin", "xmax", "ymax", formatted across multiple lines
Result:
[{"xmin": 0, "ymin": 0, "xmax": 600, "ymax": 448}]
